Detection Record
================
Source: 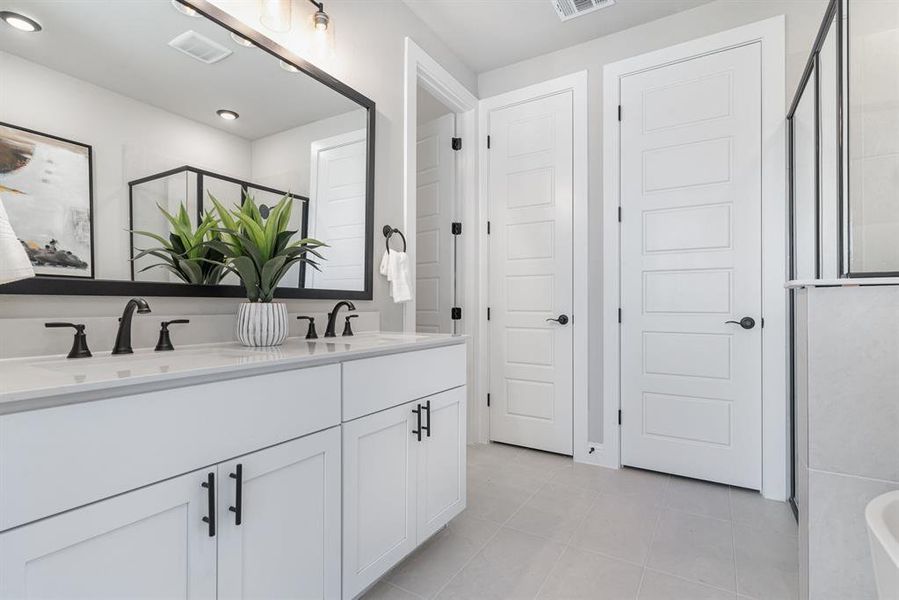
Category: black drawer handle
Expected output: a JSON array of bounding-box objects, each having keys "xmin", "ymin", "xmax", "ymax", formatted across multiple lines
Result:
[
  {"xmin": 201, "ymin": 472, "xmax": 215, "ymax": 537},
  {"xmin": 412, "ymin": 404, "xmax": 422, "ymax": 442},
  {"xmin": 422, "ymin": 400, "xmax": 431, "ymax": 438},
  {"xmin": 229, "ymin": 464, "xmax": 243, "ymax": 526}
]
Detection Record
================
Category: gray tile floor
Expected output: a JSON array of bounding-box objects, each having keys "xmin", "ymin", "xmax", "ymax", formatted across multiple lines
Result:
[{"xmin": 364, "ymin": 442, "xmax": 798, "ymax": 600}]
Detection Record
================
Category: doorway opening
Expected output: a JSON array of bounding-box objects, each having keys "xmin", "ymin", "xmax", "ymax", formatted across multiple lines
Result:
[{"xmin": 414, "ymin": 86, "xmax": 460, "ymax": 335}]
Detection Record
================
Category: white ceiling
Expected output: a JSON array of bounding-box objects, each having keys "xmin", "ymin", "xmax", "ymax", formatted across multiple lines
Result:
[
  {"xmin": 0, "ymin": 0, "xmax": 362, "ymax": 140},
  {"xmin": 402, "ymin": 0, "xmax": 716, "ymax": 73}
]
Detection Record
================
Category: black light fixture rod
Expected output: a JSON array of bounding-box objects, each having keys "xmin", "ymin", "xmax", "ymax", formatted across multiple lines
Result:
[{"xmin": 307, "ymin": 0, "xmax": 324, "ymax": 10}]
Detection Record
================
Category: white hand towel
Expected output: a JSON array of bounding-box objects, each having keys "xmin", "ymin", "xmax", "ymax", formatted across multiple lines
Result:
[
  {"xmin": 379, "ymin": 249, "xmax": 390, "ymax": 278},
  {"xmin": 389, "ymin": 251, "xmax": 412, "ymax": 303},
  {"xmin": 0, "ymin": 197, "xmax": 35, "ymax": 285}
]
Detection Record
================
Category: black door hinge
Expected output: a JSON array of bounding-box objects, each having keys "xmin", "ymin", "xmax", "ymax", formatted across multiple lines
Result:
[
  {"xmin": 487, "ymin": 221, "xmax": 491, "ymax": 235},
  {"xmin": 487, "ymin": 135, "xmax": 491, "ymax": 149},
  {"xmin": 451, "ymin": 222, "xmax": 462, "ymax": 235},
  {"xmin": 451, "ymin": 307, "xmax": 462, "ymax": 320},
  {"xmin": 487, "ymin": 393, "xmax": 491, "ymax": 407},
  {"xmin": 451, "ymin": 137, "xmax": 462, "ymax": 151},
  {"xmin": 618, "ymin": 308, "xmax": 622, "ymax": 323},
  {"xmin": 618, "ymin": 206, "xmax": 622, "ymax": 222},
  {"xmin": 487, "ymin": 307, "xmax": 491, "ymax": 321},
  {"xmin": 618, "ymin": 105, "xmax": 622, "ymax": 121},
  {"xmin": 618, "ymin": 409, "xmax": 622, "ymax": 425}
]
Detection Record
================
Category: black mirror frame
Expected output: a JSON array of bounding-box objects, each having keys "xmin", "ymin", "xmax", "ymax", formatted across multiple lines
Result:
[{"xmin": 1, "ymin": 0, "xmax": 376, "ymax": 301}]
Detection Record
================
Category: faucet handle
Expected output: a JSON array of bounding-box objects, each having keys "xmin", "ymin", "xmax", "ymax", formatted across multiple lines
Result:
[
  {"xmin": 343, "ymin": 314, "xmax": 359, "ymax": 337},
  {"xmin": 155, "ymin": 319, "xmax": 190, "ymax": 352},
  {"xmin": 45, "ymin": 322, "xmax": 92, "ymax": 359},
  {"xmin": 297, "ymin": 316, "xmax": 318, "ymax": 340}
]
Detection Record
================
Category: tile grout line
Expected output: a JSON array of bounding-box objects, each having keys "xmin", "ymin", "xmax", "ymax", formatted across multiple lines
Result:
[
  {"xmin": 729, "ymin": 486, "xmax": 739, "ymax": 597},
  {"xmin": 428, "ymin": 469, "xmax": 551, "ymax": 599},
  {"xmin": 530, "ymin": 480, "xmax": 604, "ymax": 600},
  {"xmin": 635, "ymin": 475, "xmax": 671, "ymax": 598}
]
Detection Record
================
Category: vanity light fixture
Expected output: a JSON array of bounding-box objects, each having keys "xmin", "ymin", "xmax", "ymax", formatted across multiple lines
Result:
[
  {"xmin": 170, "ymin": 0, "xmax": 199, "ymax": 18},
  {"xmin": 230, "ymin": 32, "xmax": 254, "ymax": 48},
  {"xmin": 0, "ymin": 11, "xmax": 42, "ymax": 32},
  {"xmin": 309, "ymin": 0, "xmax": 329, "ymax": 32},
  {"xmin": 216, "ymin": 109, "xmax": 239, "ymax": 121}
]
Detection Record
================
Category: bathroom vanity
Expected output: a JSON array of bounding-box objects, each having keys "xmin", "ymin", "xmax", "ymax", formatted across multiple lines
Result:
[{"xmin": 0, "ymin": 333, "xmax": 467, "ymax": 599}]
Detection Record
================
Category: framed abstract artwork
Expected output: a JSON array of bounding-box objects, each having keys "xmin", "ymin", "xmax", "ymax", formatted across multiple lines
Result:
[{"xmin": 0, "ymin": 122, "xmax": 94, "ymax": 278}]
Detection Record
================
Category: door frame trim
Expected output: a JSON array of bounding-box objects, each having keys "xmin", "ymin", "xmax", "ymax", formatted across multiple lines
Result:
[
  {"xmin": 478, "ymin": 71, "xmax": 589, "ymax": 450},
  {"xmin": 601, "ymin": 17, "xmax": 788, "ymax": 499},
  {"xmin": 402, "ymin": 38, "xmax": 481, "ymax": 440}
]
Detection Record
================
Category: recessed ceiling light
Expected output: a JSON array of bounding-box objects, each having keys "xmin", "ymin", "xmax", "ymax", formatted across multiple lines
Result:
[
  {"xmin": 171, "ymin": 0, "xmax": 199, "ymax": 17},
  {"xmin": 230, "ymin": 32, "xmax": 254, "ymax": 47},
  {"xmin": 217, "ymin": 109, "xmax": 239, "ymax": 121},
  {"xmin": 0, "ymin": 11, "xmax": 42, "ymax": 32},
  {"xmin": 279, "ymin": 60, "xmax": 300, "ymax": 73}
]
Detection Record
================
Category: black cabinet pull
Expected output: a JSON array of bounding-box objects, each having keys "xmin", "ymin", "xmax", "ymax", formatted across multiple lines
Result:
[
  {"xmin": 201, "ymin": 472, "xmax": 215, "ymax": 537},
  {"xmin": 422, "ymin": 400, "xmax": 431, "ymax": 437},
  {"xmin": 412, "ymin": 404, "xmax": 422, "ymax": 442},
  {"xmin": 229, "ymin": 464, "xmax": 243, "ymax": 526}
]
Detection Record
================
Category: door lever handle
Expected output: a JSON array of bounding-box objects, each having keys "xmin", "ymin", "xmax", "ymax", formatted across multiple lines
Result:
[
  {"xmin": 546, "ymin": 314, "xmax": 569, "ymax": 325},
  {"xmin": 725, "ymin": 317, "xmax": 756, "ymax": 330}
]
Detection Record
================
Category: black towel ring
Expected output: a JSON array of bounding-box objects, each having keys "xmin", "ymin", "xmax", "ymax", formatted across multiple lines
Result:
[{"xmin": 383, "ymin": 225, "xmax": 407, "ymax": 252}]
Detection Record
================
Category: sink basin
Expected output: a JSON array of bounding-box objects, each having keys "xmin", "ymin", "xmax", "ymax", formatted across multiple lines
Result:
[{"xmin": 867, "ymin": 490, "xmax": 899, "ymax": 599}]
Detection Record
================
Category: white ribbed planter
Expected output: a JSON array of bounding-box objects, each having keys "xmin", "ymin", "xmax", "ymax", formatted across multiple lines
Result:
[{"xmin": 235, "ymin": 302, "xmax": 288, "ymax": 347}]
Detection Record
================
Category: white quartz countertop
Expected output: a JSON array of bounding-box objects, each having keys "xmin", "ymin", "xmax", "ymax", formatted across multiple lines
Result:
[{"xmin": 0, "ymin": 332, "xmax": 467, "ymax": 414}]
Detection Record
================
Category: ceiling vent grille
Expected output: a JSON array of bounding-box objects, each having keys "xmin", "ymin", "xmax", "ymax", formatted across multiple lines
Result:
[
  {"xmin": 168, "ymin": 30, "xmax": 233, "ymax": 64},
  {"xmin": 551, "ymin": 0, "xmax": 616, "ymax": 22}
]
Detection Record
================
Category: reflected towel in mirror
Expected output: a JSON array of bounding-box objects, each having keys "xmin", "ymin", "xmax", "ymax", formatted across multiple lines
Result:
[{"xmin": 0, "ymin": 197, "xmax": 35, "ymax": 284}]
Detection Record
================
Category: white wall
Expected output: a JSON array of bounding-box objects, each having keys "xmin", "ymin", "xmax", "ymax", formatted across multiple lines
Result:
[
  {"xmin": 477, "ymin": 0, "xmax": 829, "ymax": 443},
  {"xmin": 0, "ymin": 0, "xmax": 476, "ymax": 354}
]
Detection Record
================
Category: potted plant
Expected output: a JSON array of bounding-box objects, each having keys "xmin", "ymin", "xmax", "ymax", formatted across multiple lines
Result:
[
  {"xmin": 132, "ymin": 204, "xmax": 227, "ymax": 285},
  {"xmin": 206, "ymin": 192, "xmax": 325, "ymax": 347}
]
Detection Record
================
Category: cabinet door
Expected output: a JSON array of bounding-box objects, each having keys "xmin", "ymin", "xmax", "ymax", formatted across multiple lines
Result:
[
  {"xmin": 342, "ymin": 401, "xmax": 419, "ymax": 599},
  {"xmin": 417, "ymin": 386, "xmax": 467, "ymax": 541},
  {"xmin": 217, "ymin": 427, "xmax": 341, "ymax": 600},
  {"xmin": 0, "ymin": 469, "xmax": 216, "ymax": 599}
]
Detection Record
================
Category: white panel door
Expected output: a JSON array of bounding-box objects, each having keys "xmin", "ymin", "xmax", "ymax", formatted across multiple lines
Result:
[
  {"xmin": 217, "ymin": 428, "xmax": 341, "ymax": 600},
  {"xmin": 416, "ymin": 114, "xmax": 456, "ymax": 334},
  {"xmin": 306, "ymin": 129, "xmax": 367, "ymax": 291},
  {"xmin": 342, "ymin": 401, "xmax": 418, "ymax": 599},
  {"xmin": 620, "ymin": 44, "xmax": 763, "ymax": 488},
  {"xmin": 416, "ymin": 386, "xmax": 466, "ymax": 541},
  {"xmin": 488, "ymin": 91, "xmax": 574, "ymax": 455},
  {"xmin": 0, "ymin": 469, "xmax": 216, "ymax": 599}
]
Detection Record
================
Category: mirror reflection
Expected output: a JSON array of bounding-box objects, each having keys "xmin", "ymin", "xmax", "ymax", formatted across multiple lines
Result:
[{"xmin": 0, "ymin": 0, "xmax": 370, "ymax": 295}]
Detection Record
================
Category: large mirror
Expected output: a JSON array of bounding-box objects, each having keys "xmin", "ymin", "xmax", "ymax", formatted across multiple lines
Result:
[{"xmin": 0, "ymin": 0, "xmax": 374, "ymax": 299}]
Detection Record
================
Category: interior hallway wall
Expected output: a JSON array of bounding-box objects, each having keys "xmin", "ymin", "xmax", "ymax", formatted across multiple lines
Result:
[
  {"xmin": 477, "ymin": 0, "xmax": 829, "ymax": 445},
  {"xmin": 0, "ymin": 0, "xmax": 477, "ymax": 353}
]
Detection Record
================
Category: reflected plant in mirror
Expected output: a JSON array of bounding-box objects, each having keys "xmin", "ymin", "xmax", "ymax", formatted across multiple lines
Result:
[{"xmin": 131, "ymin": 204, "xmax": 227, "ymax": 285}]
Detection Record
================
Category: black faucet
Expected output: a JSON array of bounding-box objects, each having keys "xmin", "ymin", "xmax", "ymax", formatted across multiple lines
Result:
[
  {"xmin": 324, "ymin": 300, "xmax": 356, "ymax": 337},
  {"xmin": 112, "ymin": 298, "xmax": 151, "ymax": 355}
]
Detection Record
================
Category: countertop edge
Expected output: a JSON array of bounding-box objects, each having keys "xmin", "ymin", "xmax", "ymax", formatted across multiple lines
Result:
[{"xmin": 0, "ymin": 335, "xmax": 468, "ymax": 415}]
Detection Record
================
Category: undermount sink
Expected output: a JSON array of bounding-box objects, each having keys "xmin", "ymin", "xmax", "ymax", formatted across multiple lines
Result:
[{"xmin": 867, "ymin": 490, "xmax": 899, "ymax": 599}]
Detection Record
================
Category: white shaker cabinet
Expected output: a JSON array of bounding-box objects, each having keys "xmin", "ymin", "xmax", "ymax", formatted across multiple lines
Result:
[
  {"xmin": 0, "ymin": 468, "xmax": 217, "ymax": 599},
  {"xmin": 217, "ymin": 427, "xmax": 341, "ymax": 600},
  {"xmin": 416, "ymin": 386, "xmax": 467, "ymax": 541},
  {"xmin": 342, "ymin": 386, "xmax": 467, "ymax": 599},
  {"xmin": 342, "ymin": 400, "xmax": 420, "ymax": 599}
]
